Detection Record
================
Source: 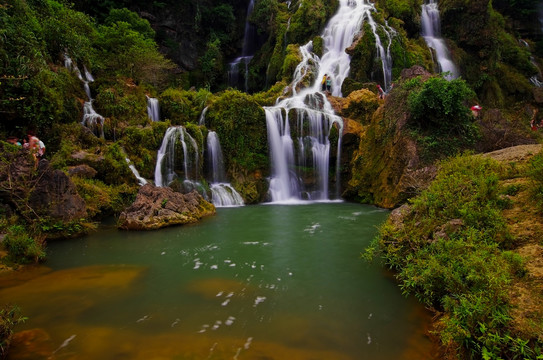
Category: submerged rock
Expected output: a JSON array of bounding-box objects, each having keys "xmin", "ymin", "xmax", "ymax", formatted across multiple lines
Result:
[{"xmin": 118, "ymin": 184, "xmax": 215, "ymax": 230}]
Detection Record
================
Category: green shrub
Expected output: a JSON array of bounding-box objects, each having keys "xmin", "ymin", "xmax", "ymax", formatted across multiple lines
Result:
[
  {"xmin": 3, "ymin": 225, "xmax": 45, "ymax": 264},
  {"xmin": 0, "ymin": 305, "xmax": 26, "ymax": 359},
  {"xmin": 406, "ymin": 76, "xmax": 479, "ymax": 162},
  {"xmin": 369, "ymin": 153, "xmax": 537, "ymax": 358}
]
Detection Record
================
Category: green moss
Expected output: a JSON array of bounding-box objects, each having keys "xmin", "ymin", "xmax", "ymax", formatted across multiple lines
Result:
[
  {"xmin": 342, "ymin": 89, "xmax": 380, "ymax": 124},
  {"xmin": 94, "ymin": 77, "xmax": 148, "ymax": 128},
  {"xmin": 120, "ymin": 121, "xmax": 170, "ymax": 179},
  {"xmin": 72, "ymin": 177, "xmax": 137, "ymax": 218},
  {"xmin": 287, "ymin": 0, "xmax": 339, "ymax": 45},
  {"xmin": 348, "ymin": 22, "xmax": 377, "ymax": 84},
  {"xmin": 206, "ymin": 90, "xmax": 268, "ymax": 175},
  {"xmin": 159, "ymin": 88, "xmax": 212, "ymax": 125},
  {"xmin": 312, "ymin": 36, "xmax": 324, "ymax": 57},
  {"xmin": 281, "ymin": 44, "xmax": 303, "ymax": 81}
]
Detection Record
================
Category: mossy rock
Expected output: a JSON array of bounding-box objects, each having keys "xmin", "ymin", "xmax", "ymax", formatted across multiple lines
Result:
[
  {"xmin": 342, "ymin": 89, "xmax": 381, "ymax": 124},
  {"xmin": 206, "ymin": 90, "xmax": 269, "ymax": 176},
  {"xmin": 158, "ymin": 88, "xmax": 212, "ymax": 125}
]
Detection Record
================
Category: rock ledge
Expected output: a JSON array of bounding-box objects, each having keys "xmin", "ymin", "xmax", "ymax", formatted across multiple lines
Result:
[{"xmin": 118, "ymin": 184, "xmax": 215, "ymax": 230}]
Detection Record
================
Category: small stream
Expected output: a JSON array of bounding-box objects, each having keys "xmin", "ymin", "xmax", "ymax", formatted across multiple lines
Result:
[{"xmin": 1, "ymin": 203, "xmax": 434, "ymax": 359}]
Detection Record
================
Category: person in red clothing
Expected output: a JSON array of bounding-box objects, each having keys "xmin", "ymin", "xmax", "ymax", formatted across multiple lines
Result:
[{"xmin": 470, "ymin": 104, "xmax": 482, "ymax": 118}]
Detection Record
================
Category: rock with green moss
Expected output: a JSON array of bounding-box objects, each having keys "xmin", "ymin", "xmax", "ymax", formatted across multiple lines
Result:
[
  {"xmin": 118, "ymin": 184, "xmax": 215, "ymax": 230},
  {"xmin": 341, "ymin": 89, "xmax": 381, "ymax": 124},
  {"xmin": 344, "ymin": 68, "xmax": 438, "ymax": 208},
  {"xmin": 206, "ymin": 90, "xmax": 269, "ymax": 175},
  {"xmin": 158, "ymin": 88, "xmax": 212, "ymax": 125}
]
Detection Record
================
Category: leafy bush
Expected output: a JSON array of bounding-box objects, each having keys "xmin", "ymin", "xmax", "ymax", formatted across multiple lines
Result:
[
  {"xmin": 406, "ymin": 76, "xmax": 479, "ymax": 161},
  {"xmin": 2, "ymin": 225, "xmax": 45, "ymax": 264}
]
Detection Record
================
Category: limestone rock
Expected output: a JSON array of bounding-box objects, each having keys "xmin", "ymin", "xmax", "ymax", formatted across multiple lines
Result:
[
  {"xmin": 67, "ymin": 164, "xmax": 97, "ymax": 179},
  {"xmin": 0, "ymin": 145, "xmax": 86, "ymax": 223},
  {"xmin": 28, "ymin": 160, "xmax": 87, "ymax": 221},
  {"xmin": 118, "ymin": 184, "xmax": 215, "ymax": 230}
]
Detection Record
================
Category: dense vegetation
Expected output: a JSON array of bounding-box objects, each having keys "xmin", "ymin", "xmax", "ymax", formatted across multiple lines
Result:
[
  {"xmin": 367, "ymin": 152, "xmax": 543, "ymax": 359},
  {"xmin": 1, "ymin": 0, "xmax": 543, "ymax": 358}
]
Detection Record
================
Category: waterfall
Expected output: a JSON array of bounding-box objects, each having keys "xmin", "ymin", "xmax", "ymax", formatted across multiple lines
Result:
[
  {"xmin": 125, "ymin": 158, "xmax": 148, "ymax": 186},
  {"xmin": 146, "ymin": 96, "xmax": 160, "ymax": 122},
  {"xmin": 154, "ymin": 126, "xmax": 206, "ymax": 196},
  {"xmin": 64, "ymin": 54, "xmax": 105, "ymax": 138},
  {"xmin": 198, "ymin": 106, "xmax": 209, "ymax": 126},
  {"xmin": 519, "ymin": 40, "xmax": 543, "ymax": 87},
  {"xmin": 368, "ymin": 19, "xmax": 396, "ymax": 91},
  {"xmin": 421, "ymin": 0, "xmax": 459, "ymax": 79},
  {"xmin": 206, "ymin": 131, "xmax": 244, "ymax": 207},
  {"xmin": 264, "ymin": 0, "xmax": 386, "ymax": 203},
  {"xmin": 227, "ymin": 0, "xmax": 257, "ymax": 91}
]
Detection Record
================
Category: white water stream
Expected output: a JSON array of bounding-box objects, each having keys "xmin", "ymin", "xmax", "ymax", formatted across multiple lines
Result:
[
  {"xmin": 207, "ymin": 131, "xmax": 244, "ymax": 207},
  {"xmin": 64, "ymin": 54, "xmax": 105, "ymax": 138},
  {"xmin": 146, "ymin": 96, "xmax": 160, "ymax": 122},
  {"xmin": 421, "ymin": 0, "xmax": 459, "ymax": 79}
]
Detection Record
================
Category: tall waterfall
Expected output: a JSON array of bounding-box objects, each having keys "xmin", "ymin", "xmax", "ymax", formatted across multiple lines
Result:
[
  {"xmin": 228, "ymin": 0, "xmax": 257, "ymax": 92},
  {"xmin": 206, "ymin": 131, "xmax": 244, "ymax": 207},
  {"xmin": 154, "ymin": 126, "xmax": 205, "ymax": 196},
  {"xmin": 421, "ymin": 0, "xmax": 459, "ymax": 79},
  {"xmin": 265, "ymin": 0, "xmax": 385, "ymax": 203},
  {"xmin": 64, "ymin": 54, "xmax": 105, "ymax": 137},
  {"xmin": 146, "ymin": 96, "xmax": 160, "ymax": 122}
]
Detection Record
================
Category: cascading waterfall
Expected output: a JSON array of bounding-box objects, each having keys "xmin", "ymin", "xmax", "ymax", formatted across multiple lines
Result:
[
  {"xmin": 154, "ymin": 126, "xmax": 206, "ymax": 196},
  {"xmin": 206, "ymin": 131, "xmax": 244, "ymax": 207},
  {"xmin": 64, "ymin": 54, "xmax": 105, "ymax": 137},
  {"xmin": 421, "ymin": 0, "xmax": 459, "ymax": 79},
  {"xmin": 146, "ymin": 96, "xmax": 160, "ymax": 122},
  {"xmin": 227, "ymin": 0, "xmax": 257, "ymax": 92},
  {"xmin": 265, "ymin": 0, "xmax": 387, "ymax": 202}
]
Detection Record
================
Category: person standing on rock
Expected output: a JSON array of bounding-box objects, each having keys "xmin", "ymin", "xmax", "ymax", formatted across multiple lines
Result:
[{"xmin": 321, "ymin": 74, "xmax": 328, "ymax": 91}]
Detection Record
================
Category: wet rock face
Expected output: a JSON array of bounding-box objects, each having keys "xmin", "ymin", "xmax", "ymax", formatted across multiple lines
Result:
[{"xmin": 118, "ymin": 184, "xmax": 215, "ymax": 230}]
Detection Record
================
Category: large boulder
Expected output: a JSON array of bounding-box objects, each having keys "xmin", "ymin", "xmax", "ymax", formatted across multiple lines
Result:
[
  {"xmin": 28, "ymin": 160, "xmax": 87, "ymax": 221},
  {"xmin": 118, "ymin": 184, "xmax": 215, "ymax": 230},
  {"xmin": 0, "ymin": 144, "xmax": 87, "ymax": 222}
]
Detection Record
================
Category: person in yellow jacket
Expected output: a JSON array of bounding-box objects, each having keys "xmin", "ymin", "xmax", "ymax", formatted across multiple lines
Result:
[{"xmin": 321, "ymin": 74, "xmax": 327, "ymax": 91}]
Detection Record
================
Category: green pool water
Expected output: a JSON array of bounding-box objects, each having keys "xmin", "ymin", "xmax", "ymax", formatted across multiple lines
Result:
[{"xmin": 1, "ymin": 203, "xmax": 434, "ymax": 359}]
